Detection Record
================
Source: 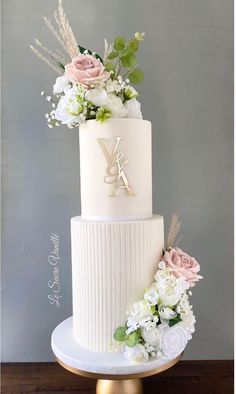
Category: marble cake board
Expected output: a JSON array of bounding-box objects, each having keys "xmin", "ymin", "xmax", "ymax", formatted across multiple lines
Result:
[{"xmin": 51, "ymin": 317, "xmax": 182, "ymax": 394}]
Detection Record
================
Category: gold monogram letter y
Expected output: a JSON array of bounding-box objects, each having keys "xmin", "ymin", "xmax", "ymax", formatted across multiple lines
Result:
[{"xmin": 97, "ymin": 137, "xmax": 135, "ymax": 197}]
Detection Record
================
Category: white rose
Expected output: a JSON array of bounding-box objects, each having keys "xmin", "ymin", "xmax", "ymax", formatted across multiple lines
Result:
[
  {"xmin": 159, "ymin": 293, "xmax": 181, "ymax": 307},
  {"xmin": 104, "ymin": 94, "xmax": 127, "ymax": 118},
  {"xmin": 124, "ymin": 344, "xmax": 149, "ymax": 363},
  {"xmin": 144, "ymin": 287, "xmax": 159, "ymax": 306},
  {"xmin": 85, "ymin": 88, "xmax": 107, "ymax": 107},
  {"xmin": 54, "ymin": 87, "xmax": 82, "ymax": 127},
  {"xmin": 159, "ymin": 306, "xmax": 177, "ymax": 320},
  {"xmin": 124, "ymin": 98, "xmax": 142, "ymax": 119},
  {"xmin": 53, "ymin": 75, "xmax": 70, "ymax": 94},
  {"xmin": 142, "ymin": 326, "xmax": 161, "ymax": 347},
  {"xmin": 159, "ymin": 325, "xmax": 188, "ymax": 359}
]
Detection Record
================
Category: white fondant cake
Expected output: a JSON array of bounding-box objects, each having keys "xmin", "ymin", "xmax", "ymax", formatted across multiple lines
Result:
[
  {"xmin": 79, "ymin": 119, "xmax": 152, "ymax": 220},
  {"xmin": 71, "ymin": 118, "xmax": 164, "ymax": 353},
  {"xmin": 71, "ymin": 215, "xmax": 164, "ymax": 352}
]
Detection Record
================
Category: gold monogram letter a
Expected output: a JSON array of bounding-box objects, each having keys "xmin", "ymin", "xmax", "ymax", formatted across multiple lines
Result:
[{"xmin": 97, "ymin": 137, "xmax": 135, "ymax": 197}]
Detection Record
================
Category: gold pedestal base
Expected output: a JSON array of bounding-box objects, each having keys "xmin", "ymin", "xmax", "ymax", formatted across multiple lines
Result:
[
  {"xmin": 56, "ymin": 353, "xmax": 183, "ymax": 394},
  {"xmin": 96, "ymin": 378, "xmax": 143, "ymax": 394}
]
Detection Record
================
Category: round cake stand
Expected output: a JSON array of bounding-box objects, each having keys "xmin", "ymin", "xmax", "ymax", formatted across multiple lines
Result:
[{"xmin": 51, "ymin": 317, "xmax": 183, "ymax": 394}]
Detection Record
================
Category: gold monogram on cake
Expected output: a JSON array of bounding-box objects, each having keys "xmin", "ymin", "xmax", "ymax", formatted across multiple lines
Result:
[{"xmin": 97, "ymin": 137, "xmax": 135, "ymax": 197}]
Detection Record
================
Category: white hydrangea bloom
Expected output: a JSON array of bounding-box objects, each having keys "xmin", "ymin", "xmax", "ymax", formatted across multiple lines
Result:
[
  {"xmin": 105, "ymin": 79, "xmax": 122, "ymax": 94},
  {"xmin": 126, "ymin": 300, "xmax": 153, "ymax": 334},
  {"xmin": 177, "ymin": 293, "xmax": 196, "ymax": 334}
]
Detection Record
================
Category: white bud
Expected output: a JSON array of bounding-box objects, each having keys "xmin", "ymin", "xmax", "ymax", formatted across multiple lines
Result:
[{"xmin": 158, "ymin": 260, "xmax": 166, "ymax": 270}]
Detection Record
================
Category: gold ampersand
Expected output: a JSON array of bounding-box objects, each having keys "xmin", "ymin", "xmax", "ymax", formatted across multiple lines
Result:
[{"xmin": 97, "ymin": 137, "xmax": 135, "ymax": 197}]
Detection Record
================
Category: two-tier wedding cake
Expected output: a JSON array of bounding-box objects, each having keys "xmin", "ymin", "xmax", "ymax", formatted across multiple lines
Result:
[{"xmin": 71, "ymin": 118, "xmax": 164, "ymax": 352}]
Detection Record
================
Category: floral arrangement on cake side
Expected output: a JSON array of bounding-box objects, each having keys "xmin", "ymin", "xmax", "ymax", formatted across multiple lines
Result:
[
  {"xmin": 30, "ymin": 0, "xmax": 145, "ymax": 128},
  {"xmin": 114, "ymin": 215, "xmax": 203, "ymax": 363}
]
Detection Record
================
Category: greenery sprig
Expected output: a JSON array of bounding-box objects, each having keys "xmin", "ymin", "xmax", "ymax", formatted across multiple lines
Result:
[{"xmin": 105, "ymin": 32, "xmax": 145, "ymax": 84}]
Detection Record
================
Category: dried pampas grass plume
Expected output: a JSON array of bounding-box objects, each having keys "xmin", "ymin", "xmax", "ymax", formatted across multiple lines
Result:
[
  {"xmin": 167, "ymin": 214, "xmax": 181, "ymax": 249},
  {"xmin": 54, "ymin": 0, "xmax": 80, "ymax": 59},
  {"xmin": 29, "ymin": 45, "xmax": 62, "ymax": 75},
  {"xmin": 30, "ymin": 0, "xmax": 79, "ymax": 72}
]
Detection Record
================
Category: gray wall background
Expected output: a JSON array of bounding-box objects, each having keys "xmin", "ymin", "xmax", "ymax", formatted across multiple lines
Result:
[{"xmin": 1, "ymin": 0, "xmax": 233, "ymax": 361}]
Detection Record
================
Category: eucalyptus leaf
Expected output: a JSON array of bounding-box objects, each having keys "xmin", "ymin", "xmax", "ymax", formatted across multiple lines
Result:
[
  {"xmin": 128, "ymin": 38, "xmax": 139, "ymax": 52},
  {"xmin": 105, "ymin": 62, "xmax": 115, "ymax": 72},
  {"xmin": 121, "ymin": 53, "xmax": 137, "ymax": 68},
  {"xmin": 129, "ymin": 68, "xmax": 144, "ymax": 84},
  {"xmin": 114, "ymin": 36, "xmax": 126, "ymax": 51},
  {"xmin": 120, "ymin": 47, "xmax": 132, "ymax": 57},
  {"xmin": 126, "ymin": 329, "xmax": 141, "ymax": 347},
  {"xmin": 114, "ymin": 326, "xmax": 127, "ymax": 342},
  {"xmin": 108, "ymin": 50, "xmax": 119, "ymax": 60}
]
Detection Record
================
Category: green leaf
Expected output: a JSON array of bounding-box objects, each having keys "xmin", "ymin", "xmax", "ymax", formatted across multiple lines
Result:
[
  {"xmin": 126, "ymin": 329, "xmax": 141, "ymax": 347},
  {"xmin": 114, "ymin": 36, "xmax": 126, "ymax": 51},
  {"xmin": 114, "ymin": 326, "xmax": 127, "ymax": 342},
  {"xmin": 129, "ymin": 68, "xmax": 144, "ymax": 84},
  {"xmin": 78, "ymin": 45, "xmax": 89, "ymax": 54},
  {"xmin": 108, "ymin": 50, "xmax": 119, "ymax": 60},
  {"xmin": 128, "ymin": 38, "xmax": 139, "ymax": 52},
  {"xmin": 149, "ymin": 305, "xmax": 156, "ymax": 314},
  {"xmin": 168, "ymin": 314, "xmax": 182, "ymax": 327},
  {"xmin": 57, "ymin": 62, "xmax": 65, "ymax": 70},
  {"xmin": 105, "ymin": 62, "xmax": 115, "ymax": 72},
  {"xmin": 120, "ymin": 47, "xmax": 132, "ymax": 57},
  {"xmin": 121, "ymin": 53, "xmax": 137, "ymax": 68}
]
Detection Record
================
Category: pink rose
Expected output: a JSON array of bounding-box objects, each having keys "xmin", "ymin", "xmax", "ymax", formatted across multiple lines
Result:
[
  {"xmin": 65, "ymin": 54, "xmax": 109, "ymax": 88},
  {"xmin": 163, "ymin": 248, "xmax": 203, "ymax": 288}
]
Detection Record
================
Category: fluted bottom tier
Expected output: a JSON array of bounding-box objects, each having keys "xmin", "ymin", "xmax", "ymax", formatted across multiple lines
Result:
[{"xmin": 71, "ymin": 215, "xmax": 164, "ymax": 352}]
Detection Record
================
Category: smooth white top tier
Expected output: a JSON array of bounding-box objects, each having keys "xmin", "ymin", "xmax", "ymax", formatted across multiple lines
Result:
[{"xmin": 79, "ymin": 118, "xmax": 152, "ymax": 220}]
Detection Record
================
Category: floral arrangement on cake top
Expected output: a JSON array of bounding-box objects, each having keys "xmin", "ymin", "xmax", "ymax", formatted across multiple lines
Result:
[
  {"xmin": 30, "ymin": 0, "xmax": 145, "ymax": 128},
  {"xmin": 114, "ymin": 215, "xmax": 203, "ymax": 363}
]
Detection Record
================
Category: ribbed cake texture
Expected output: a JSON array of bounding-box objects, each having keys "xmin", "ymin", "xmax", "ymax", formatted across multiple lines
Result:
[{"xmin": 71, "ymin": 118, "xmax": 164, "ymax": 352}]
